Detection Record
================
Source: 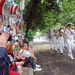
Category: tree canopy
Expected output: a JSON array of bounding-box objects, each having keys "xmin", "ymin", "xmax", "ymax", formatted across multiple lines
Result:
[{"xmin": 16, "ymin": 0, "xmax": 75, "ymax": 34}]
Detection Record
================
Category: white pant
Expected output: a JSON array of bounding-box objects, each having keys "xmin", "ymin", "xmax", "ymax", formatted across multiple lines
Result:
[
  {"xmin": 58, "ymin": 37, "xmax": 64, "ymax": 53},
  {"xmin": 64, "ymin": 38, "xmax": 67, "ymax": 48},
  {"xmin": 49, "ymin": 39, "xmax": 53, "ymax": 49},
  {"xmin": 66, "ymin": 39, "xmax": 74, "ymax": 58},
  {"xmin": 71, "ymin": 38, "xmax": 74, "ymax": 50},
  {"xmin": 49, "ymin": 37, "xmax": 57, "ymax": 50}
]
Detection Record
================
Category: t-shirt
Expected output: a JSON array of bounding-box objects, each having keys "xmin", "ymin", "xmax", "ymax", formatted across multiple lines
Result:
[
  {"xmin": 15, "ymin": 36, "xmax": 19, "ymax": 41},
  {"xmin": 20, "ymin": 50, "xmax": 30, "ymax": 58},
  {"xmin": 27, "ymin": 31, "xmax": 33, "ymax": 42}
]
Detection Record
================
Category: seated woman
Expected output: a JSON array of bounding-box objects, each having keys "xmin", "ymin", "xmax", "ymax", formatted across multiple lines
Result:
[
  {"xmin": 6, "ymin": 41, "xmax": 24, "ymax": 75},
  {"xmin": 23, "ymin": 38, "xmax": 41, "ymax": 67},
  {"xmin": 19, "ymin": 41, "xmax": 42, "ymax": 72}
]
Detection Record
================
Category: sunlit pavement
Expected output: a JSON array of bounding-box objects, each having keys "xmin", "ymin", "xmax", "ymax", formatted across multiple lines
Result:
[{"xmin": 33, "ymin": 36, "xmax": 49, "ymax": 43}]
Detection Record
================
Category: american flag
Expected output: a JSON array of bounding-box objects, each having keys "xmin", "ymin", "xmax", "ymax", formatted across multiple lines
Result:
[
  {"xmin": 8, "ymin": 4, "xmax": 13, "ymax": 14},
  {"xmin": 0, "ymin": 0, "xmax": 5, "ymax": 15},
  {"xmin": 16, "ymin": 11, "xmax": 21, "ymax": 18},
  {"xmin": 8, "ymin": 1, "xmax": 18, "ymax": 14},
  {"xmin": 18, "ymin": 17, "xmax": 24, "ymax": 26}
]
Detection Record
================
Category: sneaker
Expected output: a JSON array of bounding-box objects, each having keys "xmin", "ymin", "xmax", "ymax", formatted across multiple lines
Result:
[
  {"xmin": 33, "ymin": 67, "xmax": 42, "ymax": 72},
  {"xmin": 36, "ymin": 64, "xmax": 41, "ymax": 68},
  {"xmin": 60, "ymin": 53, "xmax": 63, "ymax": 54},
  {"xmin": 22, "ymin": 71, "xmax": 23, "ymax": 73},
  {"xmin": 71, "ymin": 56, "xmax": 74, "ymax": 60}
]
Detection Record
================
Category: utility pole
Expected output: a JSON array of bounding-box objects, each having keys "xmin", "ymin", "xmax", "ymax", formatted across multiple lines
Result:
[
  {"xmin": 20, "ymin": 0, "xmax": 25, "ymax": 47},
  {"xmin": 20, "ymin": 0, "xmax": 25, "ymax": 32}
]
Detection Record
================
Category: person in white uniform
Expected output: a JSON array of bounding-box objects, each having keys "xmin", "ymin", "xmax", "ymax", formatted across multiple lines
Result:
[
  {"xmin": 47, "ymin": 29, "xmax": 57, "ymax": 51},
  {"xmin": 70, "ymin": 28, "xmax": 75, "ymax": 50},
  {"xmin": 57, "ymin": 28, "xmax": 64, "ymax": 54},
  {"xmin": 64, "ymin": 23, "xmax": 74, "ymax": 59},
  {"xmin": 52, "ymin": 29, "xmax": 58, "ymax": 51},
  {"xmin": 47, "ymin": 29, "xmax": 53, "ymax": 50},
  {"xmin": 63, "ymin": 27, "xmax": 67, "ymax": 48}
]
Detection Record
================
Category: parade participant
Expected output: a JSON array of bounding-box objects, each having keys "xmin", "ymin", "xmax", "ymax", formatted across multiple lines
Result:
[
  {"xmin": 70, "ymin": 28, "xmax": 75, "ymax": 50},
  {"xmin": 64, "ymin": 23, "xmax": 74, "ymax": 59},
  {"xmin": 63, "ymin": 27, "xmax": 67, "ymax": 48},
  {"xmin": 52, "ymin": 29, "xmax": 58, "ymax": 51},
  {"xmin": 47, "ymin": 29, "xmax": 58, "ymax": 51},
  {"xmin": 57, "ymin": 28, "xmax": 64, "ymax": 54},
  {"xmin": 47, "ymin": 29, "xmax": 53, "ymax": 50}
]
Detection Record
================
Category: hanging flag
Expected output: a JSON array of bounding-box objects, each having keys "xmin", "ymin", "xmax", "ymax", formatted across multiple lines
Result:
[
  {"xmin": 8, "ymin": 1, "xmax": 18, "ymax": 14},
  {"xmin": 16, "ymin": 11, "xmax": 21, "ymax": 18},
  {"xmin": 0, "ymin": 0, "xmax": 5, "ymax": 15},
  {"xmin": 8, "ymin": 4, "xmax": 13, "ymax": 14},
  {"xmin": 18, "ymin": 17, "xmax": 24, "ymax": 26},
  {"xmin": 12, "ymin": 1, "xmax": 18, "ymax": 14}
]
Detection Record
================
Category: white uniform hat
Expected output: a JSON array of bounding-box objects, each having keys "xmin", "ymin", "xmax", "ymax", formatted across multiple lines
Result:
[{"xmin": 66, "ymin": 22, "xmax": 72, "ymax": 26}]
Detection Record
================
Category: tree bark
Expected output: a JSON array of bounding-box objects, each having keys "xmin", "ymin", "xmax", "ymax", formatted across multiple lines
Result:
[{"xmin": 25, "ymin": 0, "xmax": 40, "ymax": 37}]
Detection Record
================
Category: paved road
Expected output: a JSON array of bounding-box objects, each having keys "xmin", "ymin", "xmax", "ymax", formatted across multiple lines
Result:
[{"xmin": 33, "ymin": 42, "xmax": 75, "ymax": 75}]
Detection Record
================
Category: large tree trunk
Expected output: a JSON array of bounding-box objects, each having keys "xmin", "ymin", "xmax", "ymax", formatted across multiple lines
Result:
[{"xmin": 25, "ymin": 0, "xmax": 40, "ymax": 38}]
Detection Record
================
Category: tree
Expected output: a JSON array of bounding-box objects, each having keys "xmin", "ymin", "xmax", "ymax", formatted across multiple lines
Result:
[
  {"xmin": 16, "ymin": 0, "xmax": 75, "ymax": 36},
  {"xmin": 23, "ymin": 0, "xmax": 60, "ymax": 37}
]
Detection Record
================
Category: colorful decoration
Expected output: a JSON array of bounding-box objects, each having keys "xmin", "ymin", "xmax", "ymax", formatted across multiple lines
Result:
[
  {"xmin": 18, "ymin": 17, "xmax": 24, "ymax": 26},
  {"xmin": 8, "ymin": 4, "xmax": 13, "ymax": 14},
  {"xmin": 16, "ymin": 11, "xmax": 21, "ymax": 18},
  {"xmin": 8, "ymin": 1, "xmax": 18, "ymax": 14}
]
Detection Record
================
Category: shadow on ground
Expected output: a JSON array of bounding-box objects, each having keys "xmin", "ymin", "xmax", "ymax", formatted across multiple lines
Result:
[{"xmin": 33, "ymin": 43, "xmax": 75, "ymax": 75}]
